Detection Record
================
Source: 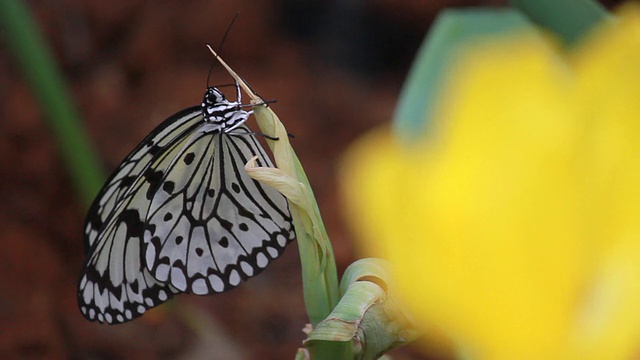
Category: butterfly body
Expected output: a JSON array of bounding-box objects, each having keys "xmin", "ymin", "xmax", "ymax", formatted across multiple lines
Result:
[{"xmin": 79, "ymin": 84, "xmax": 295, "ymax": 324}]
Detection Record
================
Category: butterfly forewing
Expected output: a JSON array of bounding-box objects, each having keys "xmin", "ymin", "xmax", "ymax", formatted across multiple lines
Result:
[
  {"xmin": 144, "ymin": 125, "xmax": 295, "ymax": 295},
  {"xmin": 84, "ymin": 108, "xmax": 203, "ymax": 251},
  {"xmin": 79, "ymin": 108, "xmax": 204, "ymax": 324}
]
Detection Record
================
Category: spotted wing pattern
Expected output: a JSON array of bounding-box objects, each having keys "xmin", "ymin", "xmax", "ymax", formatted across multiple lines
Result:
[
  {"xmin": 143, "ymin": 125, "xmax": 295, "ymax": 294},
  {"xmin": 79, "ymin": 107, "xmax": 202, "ymax": 324},
  {"xmin": 79, "ymin": 96, "xmax": 295, "ymax": 324}
]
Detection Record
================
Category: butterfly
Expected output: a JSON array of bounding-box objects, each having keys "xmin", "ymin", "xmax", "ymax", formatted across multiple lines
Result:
[{"xmin": 78, "ymin": 77, "xmax": 295, "ymax": 324}]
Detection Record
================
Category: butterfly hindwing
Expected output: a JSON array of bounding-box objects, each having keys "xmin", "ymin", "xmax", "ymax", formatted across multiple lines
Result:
[{"xmin": 144, "ymin": 125, "xmax": 295, "ymax": 294}]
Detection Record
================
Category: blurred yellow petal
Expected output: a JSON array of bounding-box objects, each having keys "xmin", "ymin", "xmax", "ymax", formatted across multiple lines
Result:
[
  {"xmin": 568, "ymin": 6, "xmax": 640, "ymax": 359},
  {"xmin": 342, "ymin": 5, "xmax": 640, "ymax": 360}
]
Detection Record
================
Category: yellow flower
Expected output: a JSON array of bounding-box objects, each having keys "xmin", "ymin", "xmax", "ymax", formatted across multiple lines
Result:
[{"xmin": 342, "ymin": 6, "xmax": 640, "ymax": 360}]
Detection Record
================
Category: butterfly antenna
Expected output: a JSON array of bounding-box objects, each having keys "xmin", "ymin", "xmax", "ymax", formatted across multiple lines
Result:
[{"xmin": 206, "ymin": 12, "xmax": 241, "ymax": 88}]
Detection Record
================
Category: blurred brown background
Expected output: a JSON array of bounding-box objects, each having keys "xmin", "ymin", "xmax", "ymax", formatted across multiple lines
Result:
[{"xmin": 0, "ymin": 0, "xmax": 622, "ymax": 359}]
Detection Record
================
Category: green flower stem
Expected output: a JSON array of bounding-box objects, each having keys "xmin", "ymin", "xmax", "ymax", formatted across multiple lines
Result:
[
  {"xmin": 509, "ymin": 0, "xmax": 611, "ymax": 46},
  {"xmin": 207, "ymin": 48, "xmax": 345, "ymax": 358},
  {"xmin": 249, "ymin": 85, "xmax": 345, "ymax": 360},
  {"xmin": 252, "ymin": 108, "xmax": 341, "ymax": 325},
  {"xmin": 0, "ymin": 0, "xmax": 105, "ymax": 205}
]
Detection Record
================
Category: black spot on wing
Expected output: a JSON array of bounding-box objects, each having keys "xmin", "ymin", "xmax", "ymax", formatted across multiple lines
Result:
[
  {"xmin": 89, "ymin": 217, "xmax": 104, "ymax": 232},
  {"xmin": 172, "ymin": 259, "xmax": 186, "ymax": 269},
  {"xmin": 147, "ymin": 144, "xmax": 163, "ymax": 156},
  {"xmin": 237, "ymin": 206, "xmax": 255, "ymax": 220},
  {"xmin": 219, "ymin": 218, "xmax": 234, "ymax": 232},
  {"xmin": 184, "ymin": 152, "xmax": 195, "ymax": 165},
  {"xmin": 218, "ymin": 237, "xmax": 229, "ymax": 248},
  {"xmin": 120, "ymin": 175, "xmax": 137, "ymax": 188},
  {"xmin": 162, "ymin": 181, "xmax": 175, "ymax": 194},
  {"xmin": 119, "ymin": 209, "xmax": 144, "ymax": 239},
  {"xmin": 143, "ymin": 169, "xmax": 164, "ymax": 200},
  {"xmin": 130, "ymin": 279, "xmax": 139, "ymax": 294},
  {"xmin": 111, "ymin": 282, "xmax": 123, "ymax": 299}
]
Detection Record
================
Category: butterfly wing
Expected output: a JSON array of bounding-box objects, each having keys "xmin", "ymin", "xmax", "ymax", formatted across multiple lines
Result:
[
  {"xmin": 78, "ymin": 107, "xmax": 203, "ymax": 324},
  {"xmin": 143, "ymin": 125, "xmax": 295, "ymax": 295},
  {"xmin": 83, "ymin": 107, "xmax": 204, "ymax": 250}
]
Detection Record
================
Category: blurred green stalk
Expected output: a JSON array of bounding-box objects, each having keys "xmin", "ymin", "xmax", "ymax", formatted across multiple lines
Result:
[
  {"xmin": 0, "ymin": 0, "xmax": 105, "ymax": 205},
  {"xmin": 395, "ymin": 0, "xmax": 612, "ymax": 140},
  {"xmin": 393, "ymin": 9, "xmax": 531, "ymax": 140},
  {"xmin": 509, "ymin": 0, "xmax": 611, "ymax": 46}
]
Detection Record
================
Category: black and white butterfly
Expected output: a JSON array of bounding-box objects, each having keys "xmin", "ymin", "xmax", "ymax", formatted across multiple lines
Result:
[{"xmin": 78, "ymin": 80, "xmax": 295, "ymax": 324}]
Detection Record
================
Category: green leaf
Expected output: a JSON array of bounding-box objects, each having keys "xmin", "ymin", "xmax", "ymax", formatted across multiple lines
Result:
[
  {"xmin": 307, "ymin": 259, "xmax": 419, "ymax": 359},
  {"xmin": 509, "ymin": 0, "xmax": 611, "ymax": 47},
  {"xmin": 393, "ymin": 9, "xmax": 533, "ymax": 141}
]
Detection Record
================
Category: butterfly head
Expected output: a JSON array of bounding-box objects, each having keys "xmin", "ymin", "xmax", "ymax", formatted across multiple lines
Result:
[
  {"xmin": 201, "ymin": 86, "xmax": 251, "ymax": 130},
  {"xmin": 203, "ymin": 87, "xmax": 227, "ymax": 106}
]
